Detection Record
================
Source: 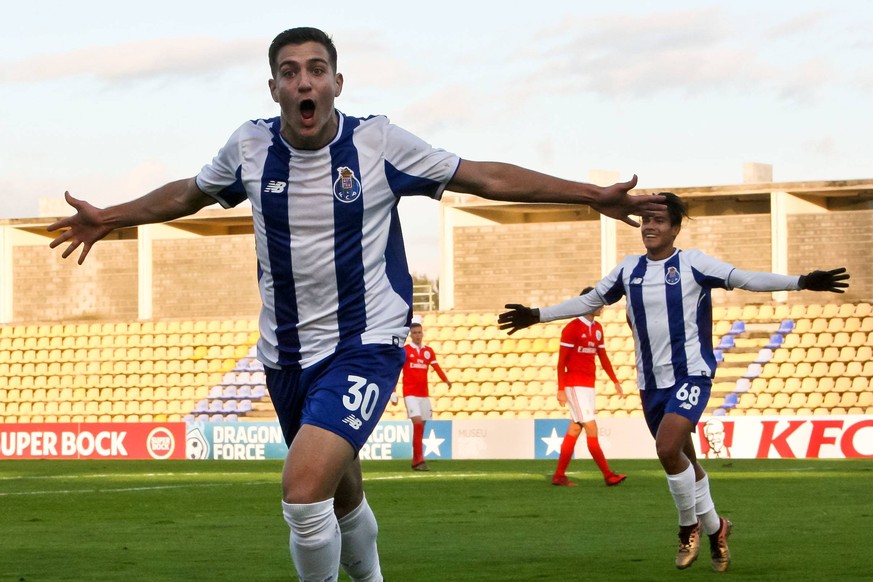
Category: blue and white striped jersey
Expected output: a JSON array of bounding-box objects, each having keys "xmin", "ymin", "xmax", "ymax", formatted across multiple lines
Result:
[
  {"xmin": 539, "ymin": 249, "xmax": 799, "ymax": 390},
  {"xmin": 195, "ymin": 112, "xmax": 460, "ymax": 369}
]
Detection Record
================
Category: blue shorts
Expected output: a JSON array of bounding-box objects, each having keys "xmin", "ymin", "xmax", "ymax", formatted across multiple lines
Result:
[
  {"xmin": 639, "ymin": 376, "xmax": 712, "ymax": 437},
  {"xmin": 264, "ymin": 343, "xmax": 406, "ymax": 451}
]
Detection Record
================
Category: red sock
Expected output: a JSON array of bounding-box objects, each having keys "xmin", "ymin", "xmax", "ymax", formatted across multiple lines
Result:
[
  {"xmin": 554, "ymin": 432, "xmax": 579, "ymax": 477},
  {"xmin": 412, "ymin": 423, "xmax": 424, "ymax": 465},
  {"xmin": 587, "ymin": 435, "xmax": 611, "ymax": 476}
]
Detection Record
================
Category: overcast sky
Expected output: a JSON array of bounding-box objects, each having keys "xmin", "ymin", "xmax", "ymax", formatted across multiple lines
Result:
[{"xmin": 1, "ymin": 1, "xmax": 870, "ymax": 276}]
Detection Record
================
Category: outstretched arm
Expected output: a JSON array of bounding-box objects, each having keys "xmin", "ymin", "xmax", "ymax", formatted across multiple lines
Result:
[
  {"xmin": 449, "ymin": 161, "xmax": 664, "ymax": 227},
  {"xmin": 498, "ymin": 304, "xmax": 541, "ymax": 335},
  {"xmin": 798, "ymin": 268, "xmax": 850, "ymax": 293},
  {"xmin": 728, "ymin": 267, "xmax": 850, "ymax": 294},
  {"xmin": 47, "ymin": 178, "xmax": 217, "ymax": 264}
]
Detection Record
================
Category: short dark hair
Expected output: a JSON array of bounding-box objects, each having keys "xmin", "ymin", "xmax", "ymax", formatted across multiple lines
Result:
[
  {"xmin": 269, "ymin": 27, "xmax": 337, "ymax": 76},
  {"xmin": 580, "ymin": 286, "xmax": 595, "ymax": 296},
  {"xmin": 410, "ymin": 322, "xmax": 422, "ymax": 330},
  {"xmin": 659, "ymin": 192, "xmax": 690, "ymax": 227}
]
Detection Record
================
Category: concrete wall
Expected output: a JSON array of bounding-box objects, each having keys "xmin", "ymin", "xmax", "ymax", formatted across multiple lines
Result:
[{"xmin": 453, "ymin": 220, "xmax": 601, "ymax": 310}]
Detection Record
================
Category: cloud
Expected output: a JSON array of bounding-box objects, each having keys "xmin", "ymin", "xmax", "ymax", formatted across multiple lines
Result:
[
  {"xmin": 512, "ymin": 7, "xmax": 841, "ymax": 101},
  {"xmin": 394, "ymin": 85, "xmax": 480, "ymax": 135},
  {"xmin": 337, "ymin": 36, "xmax": 426, "ymax": 89},
  {"xmin": 765, "ymin": 11, "xmax": 830, "ymax": 38},
  {"xmin": 0, "ymin": 37, "xmax": 263, "ymax": 84}
]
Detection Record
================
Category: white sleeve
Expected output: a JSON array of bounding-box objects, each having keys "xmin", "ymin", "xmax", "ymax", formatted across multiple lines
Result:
[
  {"xmin": 684, "ymin": 250, "xmax": 801, "ymax": 292},
  {"xmin": 195, "ymin": 123, "xmax": 249, "ymax": 208},
  {"xmin": 383, "ymin": 120, "xmax": 461, "ymax": 200},
  {"xmin": 539, "ymin": 263, "xmax": 625, "ymax": 322},
  {"xmin": 727, "ymin": 269, "xmax": 802, "ymax": 292},
  {"xmin": 539, "ymin": 293, "xmax": 604, "ymax": 323}
]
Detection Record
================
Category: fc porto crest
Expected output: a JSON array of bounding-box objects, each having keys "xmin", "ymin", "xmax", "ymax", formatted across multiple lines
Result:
[
  {"xmin": 665, "ymin": 265, "xmax": 681, "ymax": 285},
  {"xmin": 333, "ymin": 166, "xmax": 363, "ymax": 203}
]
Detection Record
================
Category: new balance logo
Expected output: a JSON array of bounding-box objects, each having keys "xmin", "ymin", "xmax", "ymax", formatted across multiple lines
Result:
[
  {"xmin": 630, "ymin": 277, "xmax": 644, "ymax": 285},
  {"xmin": 343, "ymin": 415, "xmax": 363, "ymax": 430},
  {"xmin": 679, "ymin": 402, "xmax": 693, "ymax": 410},
  {"xmin": 263, "ymin": 180, "xmax": 286, "ymax": 193}
]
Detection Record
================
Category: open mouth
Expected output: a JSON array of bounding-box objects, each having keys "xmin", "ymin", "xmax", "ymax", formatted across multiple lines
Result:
[{"xmin": 300, "ymin": 99, "xmax": 315, "ymax": 120}]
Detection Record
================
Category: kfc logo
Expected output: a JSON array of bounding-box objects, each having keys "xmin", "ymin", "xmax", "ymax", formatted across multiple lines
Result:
[{"xmin": 698, "ymin": 418, "xmax": 734, "ymax": 459}]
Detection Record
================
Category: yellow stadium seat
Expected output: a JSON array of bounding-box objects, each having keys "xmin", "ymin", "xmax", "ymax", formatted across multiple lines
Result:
[
  {"xmin": 815, "ymin": 377, "xmax": 836, "ymax": 393},
  {"xmin": 825, "ymin": 362, "xmax": 846, "ymax": 378},
  {"xmin": 795, "ymin": 362, "xmax": 814, "ymax": 378},
  {"xmin": 838, "ymin": 392, "xmax": 858, "ymax": 408},
  {"xmin": 823, "ymin": 392, "xmax": 840, "ymax": 408},
  {"xmin": 806, "ymin": 393, "xmax": 824, "ymax": 409},
  {"xmin": 781, "ymin": 333, "xmax": 800, "ymax": 349},
  {"xmin": 851, "ymin": 377, "xmax": 870, "ymax": 393},
  {"xmin": 855, "ymin": 346, "xmax": 872, "ymax": 363},
  {"xmin": 809, "ymin": 362, "xmax": 828, "ymax": 378},
  {"xmin": 754, "ymin": 393, "xmax": 774, "ymax": 409},
  {"xmin": 787, "ymin": 393, "xmax": 807, "ymax": 409}
]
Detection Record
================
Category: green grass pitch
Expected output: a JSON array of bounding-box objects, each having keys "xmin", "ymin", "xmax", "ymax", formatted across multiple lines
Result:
[{"xmin": 1, "ymin": 458, "xmax": 871, "ymax": 580}]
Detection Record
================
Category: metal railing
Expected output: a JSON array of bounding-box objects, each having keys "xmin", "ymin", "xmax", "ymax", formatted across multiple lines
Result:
[{"xmin": 412, "ymin": 284, "xmax": 437, "ymax": 312}]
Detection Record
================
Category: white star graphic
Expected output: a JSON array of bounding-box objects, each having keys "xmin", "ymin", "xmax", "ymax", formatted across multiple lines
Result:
[
  {"xmin": 422, "ymin": 429, "xmax": 446, "ymax": 457},
  {"xmin": 541, "ymin": 428, "xmax": 564, "ymax": 456}
]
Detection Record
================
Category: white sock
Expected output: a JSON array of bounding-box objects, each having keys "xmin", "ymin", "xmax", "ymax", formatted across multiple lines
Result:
[
  {"xmin": 338, "ymin": 495, "xmax": 383, "ymax": 582},
  {"xmin": 666, "ymin": 464, "xmax": 697, "ymax": 526},
  {"xmin": 695, "ymin": 474, "xmax": 721, "ymax": 535},
  {"xmin": 282, "ymin": 499, "xmax": 341, "ymax": 582}
]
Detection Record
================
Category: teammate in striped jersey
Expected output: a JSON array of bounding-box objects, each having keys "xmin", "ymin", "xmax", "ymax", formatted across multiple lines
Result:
[
  {"xmin": 48, "ymin": 26, "xmax": 666, "ymax": 582},
  {"xmin": 499, "ymin": 193, "xmax": 848, "ymax": 572},
  {"xmin": 551, "ymin": 287, "xmax": 627, "ymax": 487}
]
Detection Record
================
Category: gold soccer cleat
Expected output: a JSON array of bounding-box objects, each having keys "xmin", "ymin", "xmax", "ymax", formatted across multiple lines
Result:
[
  {"xmin": 709, "ymin": 517, "xmax": 732, "ymax": 573},
  {"xmin": 675, "ymin": 522, "xmax": 701, "ymax": 569}
]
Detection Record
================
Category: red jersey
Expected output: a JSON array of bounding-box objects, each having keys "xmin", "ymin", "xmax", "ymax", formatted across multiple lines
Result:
[
  {"xmin": 557, "ymin": 317, "xmax": 619, "ymax": 389},
  {"xmin": 401, "ymin": 344, "xmax": 448, "ymax": 397}
]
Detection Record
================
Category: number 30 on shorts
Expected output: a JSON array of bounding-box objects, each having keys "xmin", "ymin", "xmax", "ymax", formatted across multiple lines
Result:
[
  {"xmin": 343, "ymin": 375, "xmax": 380, "ymax": 421},
  {"xmin": 675, "ymin": 382, "xmax": 701, "ymax": 406}
]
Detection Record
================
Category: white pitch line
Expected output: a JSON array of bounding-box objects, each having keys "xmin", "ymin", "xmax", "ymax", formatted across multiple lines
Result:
[
  {"xmin": 0, "ymin": 481, "xmax": 270, "ymax": 497},
  {"xmin": 0, "ymin": 471, "xmax": 531, "ymax": 496}
]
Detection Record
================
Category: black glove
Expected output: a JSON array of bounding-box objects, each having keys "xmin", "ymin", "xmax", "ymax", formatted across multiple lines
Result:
[
  {"xmin": 799, "ymin": 267, "xmax": 850, "ymax": 293},
  {"xmin": 498, "ymin": 304, "xmax": 540, "ymax": 335}
]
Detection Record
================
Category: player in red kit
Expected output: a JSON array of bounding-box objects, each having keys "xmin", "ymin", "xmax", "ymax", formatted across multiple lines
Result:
[
  {"xmin": 396, "ymin": 322, "xmax": 451, "ymax": 471},
  {"xmin": 552, "ymin": 287, "xmax": 627, "ymax": 487}
]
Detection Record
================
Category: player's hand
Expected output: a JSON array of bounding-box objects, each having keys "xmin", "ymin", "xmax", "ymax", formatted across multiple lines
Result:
[
  {"xmin": 390, "ymin": 393, "xmax": 398, "ymax": 405},
  {"xmin": 498, "ymin": 304, "xmax": 540, "ymax": 335},
  {"xmin": 556, "ymin": 390, "xmax": 567, "ymax": 407},
  {"xmin": 614, "ymin": 382, "xmax": 626, "ymax": 398},
  {"xmin": 589, "ymin": 175, "xmax": 666, "ymax": 228},
  {"xmin": 799, "ymin": 267, "xmax": 850, "ymax": 293},
  {"xmin": 46, "ymin": 192, "xmax": 113, "ymax": 264}
]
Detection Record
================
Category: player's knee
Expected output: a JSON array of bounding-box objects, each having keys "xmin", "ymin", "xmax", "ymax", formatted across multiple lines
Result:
[
  {"xmin": 282, "ymin": 498, "xmax": 337, "ymax": 546},
  {"xmin": 283, "ymin": 479, "xmax": 329, "ymax": 505},
  {"xmin": 655, "ymin": 442, "xmax": 683, "ymax": 466}
]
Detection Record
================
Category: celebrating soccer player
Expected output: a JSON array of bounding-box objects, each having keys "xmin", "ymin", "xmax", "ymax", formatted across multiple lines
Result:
[
  {"xmin": 48, "ymin": 26, "xmax": 665, "ymax": 581},
  {"xmin": 500, "ymin": 192, "xmax": 849, "ymax": 573}
]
